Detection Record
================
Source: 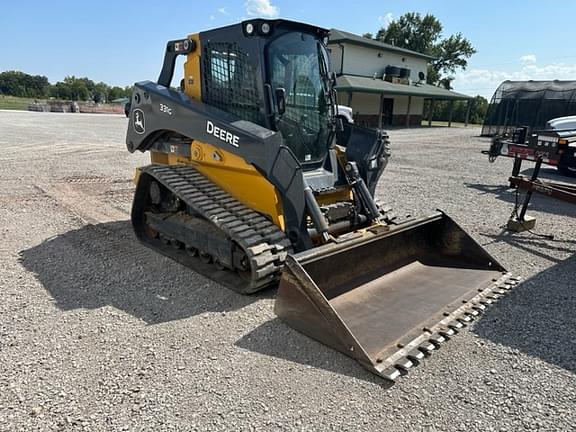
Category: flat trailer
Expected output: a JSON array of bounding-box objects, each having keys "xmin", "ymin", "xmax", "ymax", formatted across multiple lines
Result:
[
  {"xmin": 484, "ymin": 118, "xmax": 576, "ymax": 231},
  {"xmin": 485, "ymin": 116, "xmax": 576, "ymax": 179}
]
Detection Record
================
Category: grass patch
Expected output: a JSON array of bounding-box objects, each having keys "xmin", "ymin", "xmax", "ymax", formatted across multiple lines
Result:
[{"xmin": 0, "ymin": 95, "xmax": 41, "ymax": 110}]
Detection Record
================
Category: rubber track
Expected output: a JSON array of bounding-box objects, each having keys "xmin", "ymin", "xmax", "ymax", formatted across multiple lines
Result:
[{"xmin": 142, "ymin": 164, "xmax": 293, "ymax": 293}]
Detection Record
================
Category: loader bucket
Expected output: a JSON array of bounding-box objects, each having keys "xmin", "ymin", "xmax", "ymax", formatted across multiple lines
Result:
[{"xmin": 275, "ymin": 212, "xmax": 518, "ymax": 381}]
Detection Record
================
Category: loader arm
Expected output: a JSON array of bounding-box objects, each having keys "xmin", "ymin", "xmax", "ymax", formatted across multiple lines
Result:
[{"xmin": 127, "ymin": 81, "xmax": 311, "ymax": 251}]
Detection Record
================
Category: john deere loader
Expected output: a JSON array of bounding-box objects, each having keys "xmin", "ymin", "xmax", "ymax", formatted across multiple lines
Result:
[{"xmin": 126, "ymin": 19, "xmax": 517, "ymax": 381}]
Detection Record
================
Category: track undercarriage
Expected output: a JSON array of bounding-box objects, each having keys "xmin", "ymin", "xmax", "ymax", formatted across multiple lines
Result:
[{"xmin": 132, "ymin": 164, "xmax": 292, "ymax": 294}]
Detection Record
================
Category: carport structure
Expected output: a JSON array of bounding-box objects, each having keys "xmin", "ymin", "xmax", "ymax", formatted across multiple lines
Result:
[
  {"xmin": 335, "ymin": 75, "xmax": 473, "ymax": 128},
  {"xmin": 481, "ymin": 80, "xmax": 576, "ymax": 136}
]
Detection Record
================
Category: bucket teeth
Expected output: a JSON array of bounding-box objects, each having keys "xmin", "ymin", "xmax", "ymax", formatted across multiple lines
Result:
[
  {"xmin": 381, "ymin": 367, "xmax": 402, "ymax": 381},
  {"xmin": 407, "ymin": 349, "xmax": 426, "ymax": 364},
  {"xmin": 429, "ymin": 334, "xmax": 446, "ymax": 346},
  {"xmin": 439, "ymin": 328, "xmax": 456, "ymax": 338},
  {"xmin": 471, "ymin": 304, "xmax": 486, "ymax": 313},
  {"xmin": 371, "ymin": 274, "xmax": 519, "ymax": 382},
  {"xmin": 395, "ymin": 358, "xmax": 414, "ymax": 374},
  {"xmin": 418, "ymin": 341, "xmax": 436, "ymax": 355},
  {"xmin": 448, "ymin": 321, "xmax": 465, "ymax": 330}
]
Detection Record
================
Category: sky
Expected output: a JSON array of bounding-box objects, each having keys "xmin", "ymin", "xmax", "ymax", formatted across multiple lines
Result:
[{"xmin": 1, "ymin": 0, "xmax": 575, "ymax": 99}]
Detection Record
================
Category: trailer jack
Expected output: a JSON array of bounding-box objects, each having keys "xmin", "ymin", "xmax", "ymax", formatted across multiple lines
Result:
[{"xmin": 507, "ymin": 157, "xmax": 576, "ymax": 233}]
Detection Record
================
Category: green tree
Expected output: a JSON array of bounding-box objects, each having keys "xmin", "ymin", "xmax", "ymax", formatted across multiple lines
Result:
[
  {"xmin": 1, "ymin": 69, "xmax": 132, "ymax": 103},
  {"xmin": 375, "ymin": 13, "xmax": 442, "ymax": 55},
  {"xmin": 425, "ymin": 95, "xmax": 488, "ymax": 125},
  {"xmin": 93, "ymin": 82, "xmax": 110, "ymax": 103},
  {"xmin": 50, "ymin": 81, "xmax": 71, "ymax": 100},
  {"xmin": 371, "ymin": 13, "xmax": 476, "ymax": 89},
  {"xmin": 108, "ymin": 86, "xmax": 126, "ymax": 101},
  {"xmin": 64, "ymin": 76, "xmax": 90, "ymax": 101},
  {"xmin": 123, "ymin": 86, "xmax": 133, "ymax": 97},
  {"xmin": 0, "ymin": 71, "xmax": 50, "ymax": 98},
  {"xmin": 51, "ymin": 75, "xmax": 100, "ymax": 102},
  {"xmin": 468, "ymin": 95, "xmax": 488, "ymax": 124}
]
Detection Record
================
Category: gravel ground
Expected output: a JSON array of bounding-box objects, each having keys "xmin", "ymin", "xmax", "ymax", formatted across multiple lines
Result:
[{"xmin": 0, "ymin": 110, "xmax": 575, "ymax": 431}]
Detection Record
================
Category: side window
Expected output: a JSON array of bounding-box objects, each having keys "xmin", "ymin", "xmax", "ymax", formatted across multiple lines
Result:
[
  {"xmin": 202, "ymin": 42, "xmax": 263, "ymax": 125},
  {"xmin": 270, "ymin": 53, "xmax": 322, "ymax": 131},
  {"xmin": 210, "ymin": 53, "xmax": 236, "ymax": 84}
]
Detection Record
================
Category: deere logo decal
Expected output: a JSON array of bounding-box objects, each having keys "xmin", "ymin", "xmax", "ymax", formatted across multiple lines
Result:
[
  {"xmin": 206, "ymin": 120, "xmax": 239, "ymax": 147},
  {"xmin": 133, "ymin": 109, "xmax": 145, "ymax": 134}
]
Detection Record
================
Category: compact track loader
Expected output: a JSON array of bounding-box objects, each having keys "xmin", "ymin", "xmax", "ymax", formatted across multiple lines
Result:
[{"xmin": 126, "ymin": 19, "xmax": 517, "ymax": 381}]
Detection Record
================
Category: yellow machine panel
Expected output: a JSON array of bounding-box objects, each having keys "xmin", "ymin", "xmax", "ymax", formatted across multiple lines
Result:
[
  {"xmin": 150, "ymin": 143, "xmax": 285, "ymax": 229},
  {"xmin": 183, "ymin": 33, "xmax": 202, "ymax": 100}
]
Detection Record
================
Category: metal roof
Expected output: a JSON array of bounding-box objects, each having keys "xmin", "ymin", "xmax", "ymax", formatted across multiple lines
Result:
[
  {"xmin": 328, "ymin": 29, "xmax": 436, "ymax": 61},
  {"xmin": 335, "ymin": 75, "xmax": 472, "ymax": 100}
]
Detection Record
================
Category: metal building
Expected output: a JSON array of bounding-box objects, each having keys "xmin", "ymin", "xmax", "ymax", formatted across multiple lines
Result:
[{"xmin": 328, "ymin": 29, "xmax": 472, "ymax": 128}]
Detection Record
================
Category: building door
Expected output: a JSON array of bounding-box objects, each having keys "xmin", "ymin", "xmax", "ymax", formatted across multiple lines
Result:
[{"xmin": 381, "ymin": 98, "xmax": 394, "ymax": 126}]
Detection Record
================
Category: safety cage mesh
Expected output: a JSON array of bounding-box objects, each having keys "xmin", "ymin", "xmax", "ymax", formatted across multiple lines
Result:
[
  {"xmin": 481, "ymin": 80, "xmax": 576, "ymax": 136},
  {"xmin": 202, "ymin": 42, "xmax": 264, "ymax": 125}
]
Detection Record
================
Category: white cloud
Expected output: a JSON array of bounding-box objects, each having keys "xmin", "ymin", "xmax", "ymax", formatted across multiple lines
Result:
[
  {"xmin": 519, "ymin": 54, "xmax": 537, "ymax": 64},
  {"xmin": 209, "ymin": 15, "xmax": 216, "ymax": 21},
  {"xmin": 453, "ymin": 62, "xmax": 576, "ymax": 99},
  {"xmin": 217, "ymin": 7, "xmax": 229, "ymax": 15},
  {"xmin": 378, "ymin": 12, "xmax": 394, "ymax": 27},
  {"xmin": 244, "ymin": 0, "xmax": 279, "ymax": 18}
]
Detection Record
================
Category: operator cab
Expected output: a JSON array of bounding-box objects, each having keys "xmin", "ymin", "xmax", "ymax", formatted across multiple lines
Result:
[
  {"xmin": 200, "ymin": 19, "xmax": 336, "ymax": 169},
  {"xmin": 266, "ymin": 29, "xmax": 334, "ymax": 165}
]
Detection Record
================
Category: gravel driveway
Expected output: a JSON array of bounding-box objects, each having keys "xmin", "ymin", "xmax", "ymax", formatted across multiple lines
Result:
[{"xmin": 0, "ymin": 110, "xmax": 574, "ymax": 431}]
